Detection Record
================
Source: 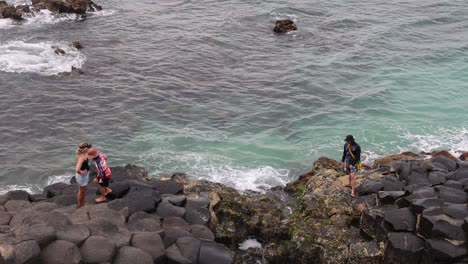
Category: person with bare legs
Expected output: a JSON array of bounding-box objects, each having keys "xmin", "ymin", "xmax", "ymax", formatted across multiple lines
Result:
[
  {"xmin": 75, "ymin": 142, "xmax": 92, "ymax": 207},
  {"xmin": 87, "ymin": 147, "xmax": 112, "ymax": 203},
  {"xmin": 341, "ymin": 135, "xmax": 361, "ymax": 197}
]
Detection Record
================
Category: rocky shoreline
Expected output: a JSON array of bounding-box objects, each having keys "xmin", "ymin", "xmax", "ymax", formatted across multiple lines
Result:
[{"xmin": 0, "ymin": 151, "xmax": 467, "ymax": 264}]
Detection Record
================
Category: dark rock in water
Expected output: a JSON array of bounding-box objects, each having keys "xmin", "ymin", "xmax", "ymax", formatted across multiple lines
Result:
[
  {"xmin": 359, "ymin": 208, "xmax": 386, "ymax": 241},
  {"xmin": 54, "ymin": 47, "xmax": 66, "ymax": 55},
  {"xmin": 442, "ymin": 203, "xmax": 468, "ymax": 219},
  {"xmin": 410, "ymin": 198, "xmax": 443, "ymax": 214},
  {"xmin": 5, "ymin": 190, "xmax": 30, "ymax": 201},
  {"xmin": 13, "ymin": 240, "xmax": 41, "ymax": 264},
  {"xmin": 433, "ymin": 155, "xmax": 457, "ymax": 171},
  {"xmin": 43, "ymin": 182, "xmax": 68, "ymax": 198},
  {"xmin": 30, "ymin": 194, "xmax": 46, "ymax": 202},
  {"xmin": 383, "ymin": 207, "xmax": 416, "ymax": 232},
  {"xmin": 0, "ymin": 2, "xmax": 23, "ymax": 20},
  {"xmin": 356, "ymin": 180, "xmax": 384, "ymax": 196},
  {"xmin": 378, "ymin": 191, "xmax": 407, "ymax": 204},
  {"xmin": 273, "ymin": 19, "xmax": 297, "ymax": 33},
  {"xmin": 56, "ymin": 224, "xmax": 90, "ymax": 245},
  {"xmin": 190, "ymin": 224, "xmax": 215, "ymax": 241},
  {"xmin": 41, "ymin": 240, "xmax": 82, "ymax": 264},
  {"xmin": 72, "ymin": 41, "xmax": 83, "ymax": 49},
  {"xmin": 383, "ymin": 232, "xmax": 425, "ymax": 263},
  {"xmin": 166, "ymin": 243, "xmax": 192, "ymax": 264},
  {"xmin": 15, "ymin": 4, "xmax": 30, "ymax": 13},
  {"xmin": 436, "ymin": 186, "xmax": 468, "ymax": 204},
  {"xmin": 426, "ymin": 239, "xmax": 467, "ymax": 262},
  {"xmin": 113, "ymin": 246, "xmax": 153, "ymax": 264},
  {"xmin": 80, "ymin": 236, "xmax": 116, "ymax": 263},
  {"xmin": 13, "ymin": 224, "xmax": 56, "ymax": 248},
  {"xmin": 185, "ymin": 206, "xmax": 211, "ymax": 225},
  {"xmin": 198, "ymin": 240, "xmax": 233, "ymax": 264},
  {"xmin": 163, "ymin": 228, "xmax": 192, "ymax": 248},
  {"xmin": 150, "ymin": 179, "xmax": 184, "ymax": 194},
  {"xmin": 162, "ymin": 216, "xmax": 191, "ymax": 232},
  {"xmin": 131, "ymin": 232, "xmax": 166, "ymax": 263},
  {"xmin": 31, "ymin": 0, "xmax": 102, "ymax": 14},
  {"xmin": 157, "ymin": 199, "xmax": 186, "ymax": 218}
]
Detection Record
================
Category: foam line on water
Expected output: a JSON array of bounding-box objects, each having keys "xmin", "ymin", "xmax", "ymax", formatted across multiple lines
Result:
[{"xmin": 0, "ymin": 40, "xmax": 86, "ymax": 75}]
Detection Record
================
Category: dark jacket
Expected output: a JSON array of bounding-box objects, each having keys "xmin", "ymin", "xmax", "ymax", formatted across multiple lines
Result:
[{"xmin": 342, "ymin": 142, "xmax": 361, "ymax": 166}]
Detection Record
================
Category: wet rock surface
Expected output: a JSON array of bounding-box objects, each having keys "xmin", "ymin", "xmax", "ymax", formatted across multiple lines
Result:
[{"xmin": 1, "ymin": 153, "xmax": 467, "ymax": 264}]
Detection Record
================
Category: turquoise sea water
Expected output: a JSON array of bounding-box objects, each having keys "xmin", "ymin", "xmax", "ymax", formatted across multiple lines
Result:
[{"xmin": 0, "ymin": 0, "xmax": 467, "ymax": 192}]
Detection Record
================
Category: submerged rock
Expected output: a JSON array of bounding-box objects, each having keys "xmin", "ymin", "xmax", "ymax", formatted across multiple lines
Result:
[
  {"xmin": 0, "ymin": 1, "xmax": 23, "ymax": 20},
  {"xmin": 273, "ymin": 19, "xmax": 297, "ymax": 33}
]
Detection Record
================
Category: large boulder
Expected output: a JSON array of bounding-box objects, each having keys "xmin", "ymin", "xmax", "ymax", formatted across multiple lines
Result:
[
  {"xmin": 5, "ymin": 190, "xmax": 30, "ymax": 201},
  {"xmin": 31, "ymin": 0, "xmax": 101, "ymax": 14},
  {"xmin": 5, "ymin": 200, "xmax": 31, "ymax": 213},
  {"xmin": 0, "ymin": 3, "xmax": 23, "ymax": 20},
  {"xmin": 426, "ymin": 239, "xmax": 467, "ymax": 262},
  {"xmin": 184, "ymin": 206, "xmax": 211, "ymax": 225},
  {"xmin": 113, "ymin": 246, "xmax": 153, "ymax": 264},
  {"xmin": 56, "ymin": 224, "xmax": 90, "ymax": 245},
  {"xmin": 150, "ymin": 179, "xmax": 184, "ymax": 195},
  {"xmin": 436, "ymin": 186, "xmax": 468, "ymax": 204},
  {"xmin": 13, "ymin": 224, "xmax": 56, "ymax": 248},
  {"xmin": 127, "ymin": 212, "xmax": 162, "ymax": 233},
  {"xmin": 13, "ymin": 240, "xmax": 41, "ymax": 264},
  {"xmin": 433, "ymin": 155, "xmax": 457, "ymax": 171},
  {"xmin": 442, "ymin": 203, "xmax": 468, "ymax": 219},
  {"xmin": 383, "ymin": 207, "xmax": 416, "ymax": 232},
  {"xmin": 163, "ymin": 229, "xmax": 192, "ymax": 248},
  {"xmin": 43, "ymin": 182, "xmax": 68, "ymax": 198},
  {"xmin": 377, "ymin": 191, "xmax": 406, "ymax": 204},
  {"xmin": 41, "ymin": 240, "xmax": 82, "ymax": 264},
  {"xmin": 198, "ymin": 240, "xmax": 233, "ymax": 264},
  {"xmin": 80, "ymin": 236, "xmax": 116, "ymax": 263},
  {"xmin": 131, "ymin": 232, "xmax": 166, "ymax": 263},
  {"xmin": 166, "ymin": 244, "xmax": 191, "ymax": 264},
  {"xmin": 156, "ymin": 200, "xmax": 186, "ymax": 218},
  {"xmin": 383, "ymin": 232, "xmax": 425, "ymax": 263},
  {"xmin": 108, "ymin": 187, "xmax": 161, "ymax": 214},
  {"xmin": 448, "ymin": 166, "xmax": 468, "ymax": 181},
  {"xmin": 356, "ymin": 181, "xmax": 384, "ymax": 196},
  {"xmin": 410, "ymin": 198, "xmax": 443, "ymax": 214},
  {"xmin": 190, "ymin": 224, "xmax": 215, "ymax": 241},
  {"xmin": 0, "ymin": 211, "xmax": 12, "ymax": 225},
  {"xmin": 359, "ymin": 209, "xmax": 386, "ymax": 241},
  {"xmin": 162, "ymin": 217, "xmax": 191, "ymax": 232},
  {"xmin": 175, "ymin": 236, "xmax": 201, "ymax": 263}
]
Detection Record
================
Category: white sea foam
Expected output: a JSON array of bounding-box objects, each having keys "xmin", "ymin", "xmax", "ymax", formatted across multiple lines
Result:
[
  {"xmin": 0, "ymin": 8, "xmax": 117, "ymax": 29},
  {"xmin": 0, "ymin": 184, "xmax": 40, "ymax": 195},
  {"xmin": 193, "ymin": 165, "xmax": 290, "ymax": 193},
  {"xmin": 47, "ymin": 173, "xmax": 74, "ymax": 186},
  {"xmin": 239, "ymin": 238, "xmax": 262, "ymax": 250},
  {"xmin": 0, "ymin": 40, "xmax": 86, "ymax": 75},
  {"xmin": 401, "ymin": 127, "xmax": 468, "ymax": 155}
]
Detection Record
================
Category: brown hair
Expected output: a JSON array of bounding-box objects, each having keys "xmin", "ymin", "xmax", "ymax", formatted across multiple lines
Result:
[
  {"xmin": 76, "ymin": 142, "xmax": 92, "ymax": 159},
  {"xmin": 87, "ymin": 148, "xmax": 98, "ymax": 157}
]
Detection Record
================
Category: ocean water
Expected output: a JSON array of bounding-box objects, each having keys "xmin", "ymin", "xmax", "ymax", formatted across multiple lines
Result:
[{"xmin": 0, "ymin": 0, "xmax": 467, "ymax": 194}]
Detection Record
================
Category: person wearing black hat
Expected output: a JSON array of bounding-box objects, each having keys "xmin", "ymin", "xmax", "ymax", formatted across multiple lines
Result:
[{"xmin": 341, "ymin": 135, "xmax": 361, "ymax": 197}]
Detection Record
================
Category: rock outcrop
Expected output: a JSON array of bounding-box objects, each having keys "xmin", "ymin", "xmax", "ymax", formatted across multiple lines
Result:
[
  {"xmin": 0, "ymin": 164, "xmax": 233, "ymax": 264},
  {"xmin": 1, "ymin": 151, "xmax": 467, "ymax": 264},
  {"xmin": 273, "ymin": 19, "xmax": 297, "ymax": 33}
]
